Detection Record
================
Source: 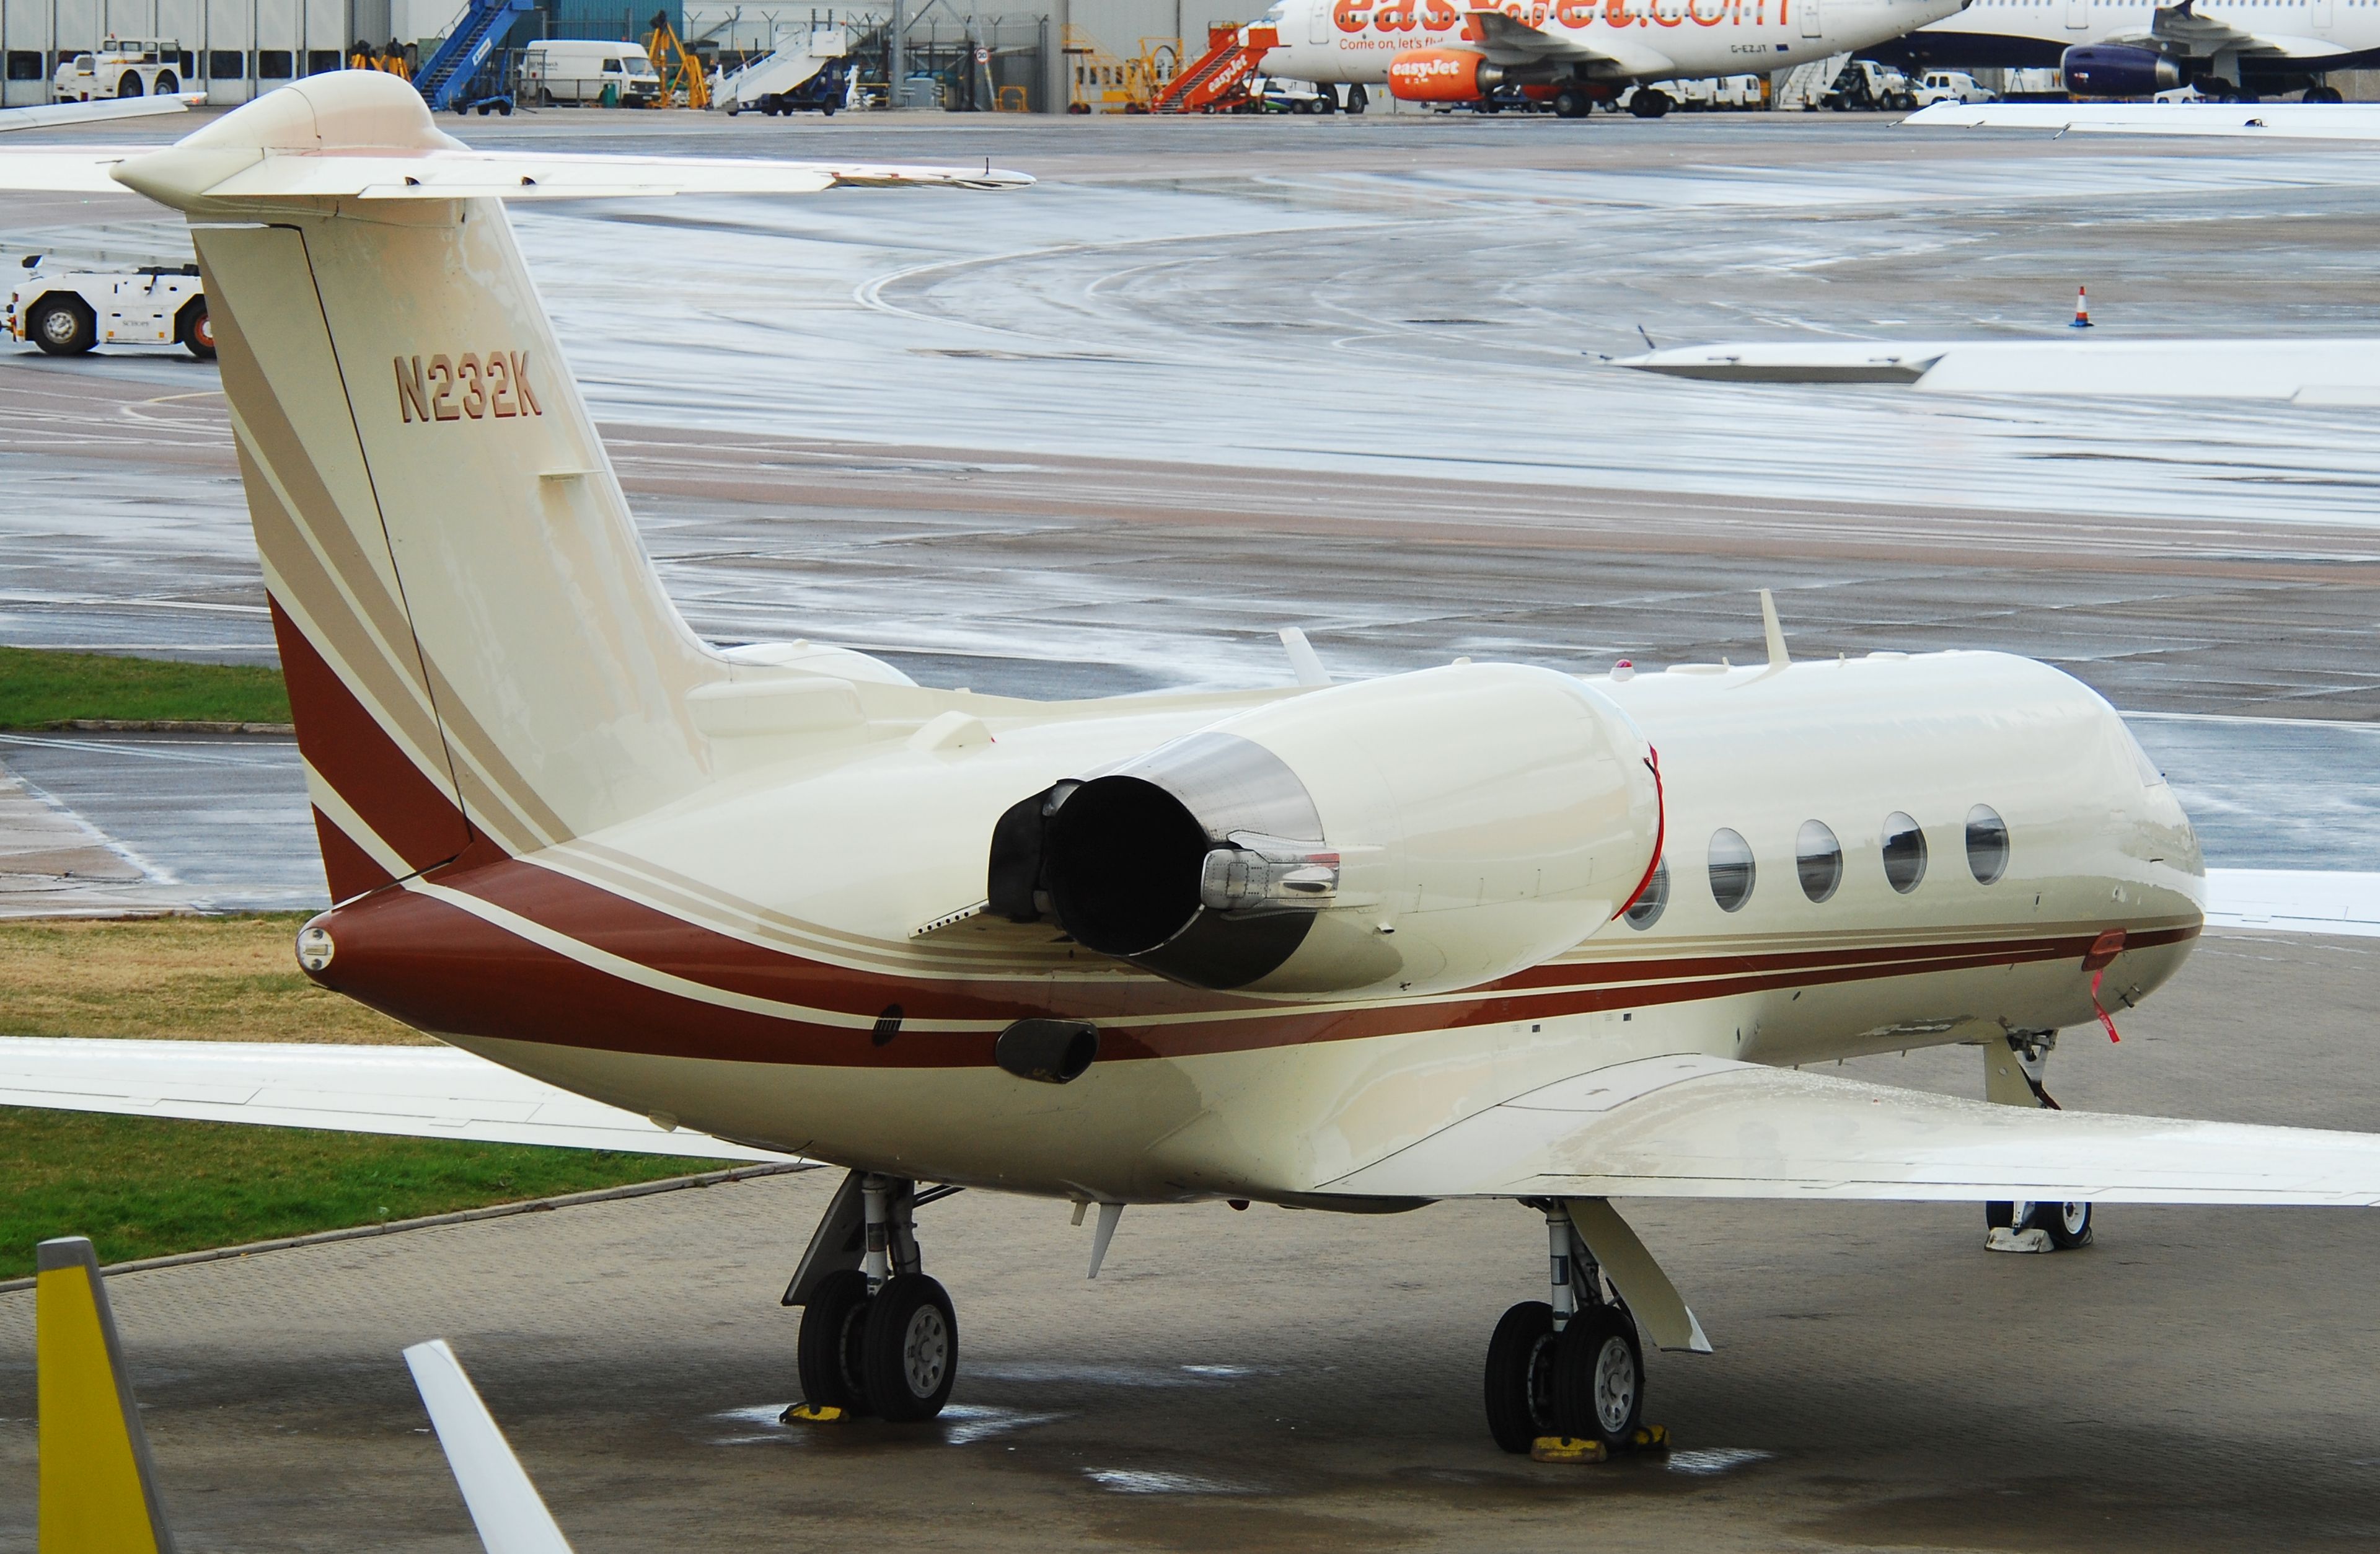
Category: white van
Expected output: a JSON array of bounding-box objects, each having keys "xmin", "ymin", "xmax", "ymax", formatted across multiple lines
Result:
[
  {"xmin": 1915, "ymin": 71, "xmax": 1997, "ymax": 107},
  {"xmin": 520, "ymin": 40, "xmax": 661, "ymax": 106}
]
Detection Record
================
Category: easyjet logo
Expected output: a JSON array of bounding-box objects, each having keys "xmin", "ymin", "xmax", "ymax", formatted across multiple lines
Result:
[
  {"xmin": 394, "ymin": 351, "xmax": 544, "ymax": 425},
  {"xmin": 1339, "ymin": 0, "xmax": 1762, "ymax": 30}
]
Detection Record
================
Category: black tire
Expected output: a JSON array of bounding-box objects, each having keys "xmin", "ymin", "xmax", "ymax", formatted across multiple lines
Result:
[
  {"xmin": 1348, "ymin": 84, "xmax": 1368, "ymax": 114},
  {"xmin": 118, "ymin": 73, "xmax": 145, "ymax": 97},
  {"xmin": 1483, "ymin": 1300, "xmax": 1561, "ymax": 1453},
  {"xmin": 177, "ymin": 298, "xmax": 215, "ymax": 361},
  {"xmin": 862, "ymin": 1273, "xmax": 958, "ymax": 1422},
  {"xmin": 1315, "ymin": 86, "xmax": 1337, "ymax": 113},
  {"xmin": 29, "ymin": 294, "xmax": 95, "ymax": 356},
  {"xmin": 498, "ymin": 100, "xmax": 513, "ymax": 115},
  {"xmin": 1552, "ymin": 1304, "xmax": 1645, "ymax": 1449},
  {"xmin": 2022, "ymin": 1200, "xmax": 2094, "ymax": 1250},
  {"xmin": 1985, "ymin": 1201, "xmax": 2016, "ymax": 1230},
  {"xmin": 796, "ymin": 1268, "xmax": 875, "ymax": 1415},
  {"xmin": 155, "ymin": 71, "xmax": 178, "ymax": 94},
  {"xmin": 1629, "ymin": 89, "xmax": 1670, "ymax": 119},
  {"xmin": 1553, "ymin": 87, "xmax": 1589, "ymax": 119}
]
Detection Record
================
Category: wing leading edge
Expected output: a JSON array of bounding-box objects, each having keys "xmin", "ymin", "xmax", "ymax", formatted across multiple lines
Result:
[
  {"xmin": 0, "ymin": 1038, "xmax": 788, "ymax": 1162},
  {"xmin": 1321, "ymin": 1053, "xmax": 2380, "ymax": 1205}
]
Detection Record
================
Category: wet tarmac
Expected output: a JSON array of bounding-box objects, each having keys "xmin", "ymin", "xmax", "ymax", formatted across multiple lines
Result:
[
  {"xmin": 3, "ymin": 111, "xmax": 2380, "ymax": 1549},
  {"xmin": 2, "ymin": 931, "xmax": 2377, "ymax": 1554}
]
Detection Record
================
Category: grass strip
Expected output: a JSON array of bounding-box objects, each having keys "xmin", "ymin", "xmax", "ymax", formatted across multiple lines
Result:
[
  {"xmin": 0, "ymin": 912, "xmax": 421, "ymax": 1044},
  {"xmin": 0, "ymin": 1106, "xmax": 716, "ymax": 1280},
  {"xmin": 0, "ymin": 645, "xmax": 291, "ymax": 728}
]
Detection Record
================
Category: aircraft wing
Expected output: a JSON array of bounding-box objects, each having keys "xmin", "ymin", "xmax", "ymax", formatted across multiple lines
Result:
[
  {"xmin": 2105, "ymin": 0, "xmax": 2351, "ymax": 55},
  {"xmin": 0, "ymin": 1038, "xmax": 789, "ymax": 1161},
  {"xmin": 1461, "ymin": 8, "xmax": 1625, "ymax": 66},
  {"xmin": 1321, "ymin": 1053, "xmax": 2380, "ymax": 1204},
  {"xmin": 0, "ymin": 147, "xmax": 1032, "ymax": 199},
  {"xmin": 1906, "ymin": 100, "xmax": 2380, "ymax": 139},
  {"xmin": 0, "ymin": 94, "xmax": 203, "ymax": 133}
]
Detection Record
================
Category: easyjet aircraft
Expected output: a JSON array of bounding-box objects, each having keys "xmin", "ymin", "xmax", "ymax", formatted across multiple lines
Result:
[
  {"xmin": 9, "ymin": 71, "xmax": 2380, "ymax": 1459},
  {"xmin": 1258, "ymin": 0, "xmax": 1971, "ymax": 117}
]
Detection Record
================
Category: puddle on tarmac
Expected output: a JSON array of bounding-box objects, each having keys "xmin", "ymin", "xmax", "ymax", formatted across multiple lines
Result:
[
  {"xmin": 701, "ymin": 1402, "xmax": 1063, "ymax": 1447},
  {"xmin": 1665, "ymin": 1447, "xmax": 1776, "ymax": 1478},
  {"xmin": 1084, "ymin": 1467, "xmax": 1263, "ymax": 1496}
]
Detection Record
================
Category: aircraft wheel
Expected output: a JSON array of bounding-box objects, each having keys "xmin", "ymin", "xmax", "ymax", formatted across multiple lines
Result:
[
  {"xmin": 2306, "ymin": 85, "xmax": 2343, "ymax": 103},
  {"xmin": 29, "ymin": 295, "xmax": 95, "ymax": 356},
  {"xmin": 1348, "ymin": 84, "xmax": 1368, "ymax": 113},
  {"xmin": 1483, "ymin": 1299, "xmax": 1561, "ymax": 1453},
  {"xmin": 1553, "ymin": 87, "xmax": 1590, "ymax": 118},
  {"xmin": 863, "ymin": 1273, "xmax": 958, "ymax": 1422},
  {"xmin": 796, "ymin": 1268, "xmax": 876, "ymax": 1415},
  {"xmin": 177, "ymin": 299, "xmax": 215, "ymax": 361},
  {"xmin": 1629, "ymin": 88, "xmax": 1670, "ymax": 118},
  {"xmin": 1553, "ymin": 1303, "xmax": 1646, "ymax": 1449},
  {"xmin": 2021, "ymin": 1200, "xmax": 2094, "ymax": 1250}
]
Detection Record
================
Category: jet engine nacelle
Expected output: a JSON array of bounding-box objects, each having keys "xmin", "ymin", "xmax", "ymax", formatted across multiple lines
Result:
[
  {"xmin": 990, "ymin": 663, "xmax": 1662, "ymax": 1000},
  {"xmin": 2060, "ymin": 44, "xmax": 2181, "ymax": 97},
  {"xmin": 1388, "ymin": 48, "xmax": 1502, "ymax": 102}
]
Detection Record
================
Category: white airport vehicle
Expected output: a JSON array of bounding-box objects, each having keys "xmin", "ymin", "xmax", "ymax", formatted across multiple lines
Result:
[
  {"xmin": 1248, "ymin": 73, "xmax": 1336, "ymax": 110},
  {"xmin": 1817, "ymin": 57, "xmax": 1918, "ymax": 108},
  {"xmin": 1258, "ymin": 0, "xmax": 1971, "ymax": 118},
  {"xmin": 718, "ymin": 27, "xmax": 854, "ymax": 114},
  {"xmin": 21, "ymin": 74, "xmax": 2380, "ymax": 1456},
  {"xmin": 53, "ymin": 38, "xmax": 188, "ymax": 101},
  {"xmin": 519, "ymin": 40, "xmax": 663, "ymax": 106},
  {"xmin": 1913, "ymin": 68, "xmax": 1995, "ymax": 104},
  {"xmin": 1887, "ymin": 0, "xmax": 2380, "ymax": 100},
  {"xmin": 6, "ymin": 257, "xmax": 212, "ymax": 358}
]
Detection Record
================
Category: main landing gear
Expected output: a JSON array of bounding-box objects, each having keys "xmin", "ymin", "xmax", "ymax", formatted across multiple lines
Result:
[
  {"xmin": 1483, "ymin": 1203, "xmax": 1662, "ymax": 1458},
  {"xmin": 787, "ymin": 1172, "xmax": 963, "ymax": 1422},
  {"xmin": 1982, "ymin": 1030, "xmax": 2095, "ymax": 1254}
]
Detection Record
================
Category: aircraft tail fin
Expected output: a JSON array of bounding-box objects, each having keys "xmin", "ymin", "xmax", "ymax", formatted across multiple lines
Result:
[
  {"xmin": 404, "ymin": 1340, "xmax": 576, "ymax": 1554},
  {"xmin": 35, "ymin": 1236, "xmax": 175, "ymax": 1554},
  {"xmin": 55, "ymin": 72, "xmax": 1025, "ymax": 899}
]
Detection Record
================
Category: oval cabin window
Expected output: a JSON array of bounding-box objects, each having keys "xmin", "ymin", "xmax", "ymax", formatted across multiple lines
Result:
[
  {"xmin": 1880, "ymin": 811, "xmax": 1928, "ymax": 894},
  {"xmin": 1796, "ymin": 819, "xmax": 1842, "ymax": 903},
  {"xmin": 1624, "ymin": 857, "xmax": 1669, "ymax": 930},
  {"xmin": 1966, "ymin": 804, "xmax": 2009, "ymax": 884},
  {"xmin": 1708, "ymin": 828, "xmax": 1756, "ymax": 913}
]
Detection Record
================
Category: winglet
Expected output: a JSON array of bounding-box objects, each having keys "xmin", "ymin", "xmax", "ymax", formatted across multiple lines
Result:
[
  {"xmin": 1278, "ymin": 627, "xmax": 1331, "ymax": 687},
  {"xmin": 403, "ymin": 1340, "xmax": 576, "ymax": 1554},
  {"xmin": 1758, "ymin": 589, "xmax": 1790, "ymax": 669},
  {"xmin": 36, "ymin": 1236, "xmax": 175, "ymax": 1554}
]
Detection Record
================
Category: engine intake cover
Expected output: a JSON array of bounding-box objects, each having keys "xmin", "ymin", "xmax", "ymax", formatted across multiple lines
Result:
[{"xmin": 1032, "ymin": 663, "xmax": 1660, "ymax": 999}]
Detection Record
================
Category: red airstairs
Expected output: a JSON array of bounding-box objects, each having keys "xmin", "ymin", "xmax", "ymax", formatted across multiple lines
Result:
[{"xmin": 1152, "ymin": 24, "xmax": 1280, "ymax": 113}]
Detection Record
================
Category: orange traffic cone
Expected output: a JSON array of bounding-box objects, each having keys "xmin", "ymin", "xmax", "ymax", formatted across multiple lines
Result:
[{"xmin": 2070, "ymin": 285, "xmax": 2093, "ymax": 329}]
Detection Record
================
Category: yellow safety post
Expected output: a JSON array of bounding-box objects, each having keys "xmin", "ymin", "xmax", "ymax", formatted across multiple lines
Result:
[{"xmin": 36, "ymin": 1236, "xmax": 173, "ymax": 1553}]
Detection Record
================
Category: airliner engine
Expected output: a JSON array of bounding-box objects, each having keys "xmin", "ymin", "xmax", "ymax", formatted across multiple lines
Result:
[
  {"xmin": 2059, "ymin": 43, "xmax": 2182, "ymax": 96},
  {"xmin": 988, "ymin": 663, "xmax": 1661, "ymax": 999},
  {"xmin": 1388, "ymin": 48, "xmax": 1504, "ymax": 102}
]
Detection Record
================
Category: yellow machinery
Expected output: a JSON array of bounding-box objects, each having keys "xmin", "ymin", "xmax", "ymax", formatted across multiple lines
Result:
[
  {"xmin": 1063, "ymin": 27, "xmax": 1179, "ymax": 113},
  {"xmin": 643, "ymin": 10, "xmax": 710, "ymax": 108}
]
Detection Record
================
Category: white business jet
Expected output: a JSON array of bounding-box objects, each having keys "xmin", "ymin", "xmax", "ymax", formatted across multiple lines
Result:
[
  {"xmin": 9, "ymin": 71, "xmax": 2380, "ymax": 1459},
  {"xmin": 1884, "ymin": 0, "xmax": 2380, "ymax": 99},
  {"xmin": 1258, "ymin": 0, "xmax": 1969, "ymax": 118}
]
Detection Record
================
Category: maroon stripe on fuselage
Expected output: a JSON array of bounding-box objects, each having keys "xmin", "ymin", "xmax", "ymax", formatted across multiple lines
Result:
[
  {"xmin": 312, "ymin": 859, "xmax": 2197, "ymax": 1068},
  {"xmin": 270, "ymin": 594, "xmax": 476, "ymax": 888}
]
